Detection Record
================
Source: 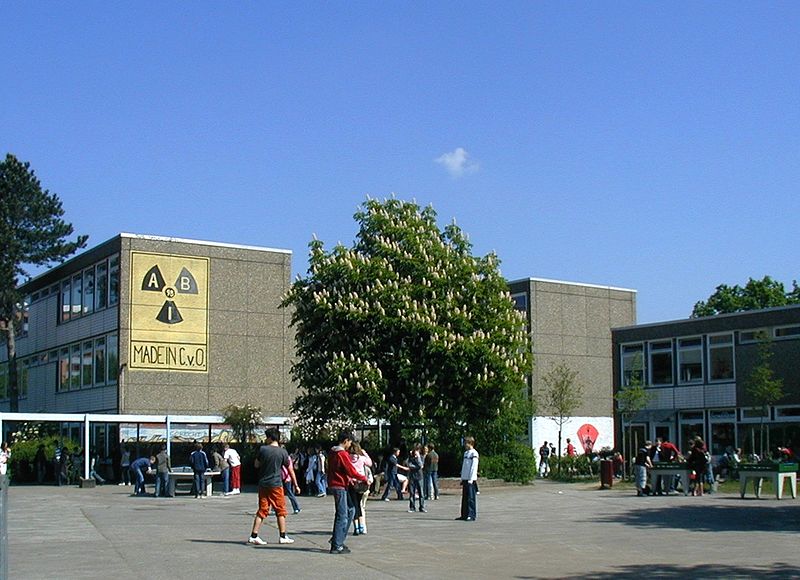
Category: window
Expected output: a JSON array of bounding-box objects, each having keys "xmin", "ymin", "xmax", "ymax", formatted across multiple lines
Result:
[
  {"xmin": 71, "ymin": 274, "xmax": 83, "ymax": 317},
  {"xmin": 95, "ymin": 260, "xmax": 108, "ymax": 310},
  {"xmin": 678, "ymin": 337, "xmax": 703, "ymax": 384},
  {"xmin": 109, "ymin": 256, "xmax": 120, "ymax": 306},
  {"xmin": 740, "ymin": 329, "xmax": 768, "ymax": 344},
  {"xmin": 83, "ymin": 268, "xmax": 95, "ymax": 315},
  {"xmin": 708, "ymin": 334, "xmax": 734, "ymax": 381},
  {"xmin": 58, "ymin": 347, "xmax": 70, "ymax": 391},
  {"xmin": 649, "ymin": 340, "xmax": 673, "ymax": 385},
  {"xmin": 70, "ymin": 344, "xmax": 81, "ymax": 390},
  {"xmin": 621, "ymin": 343, "xmax": 644, "ymax": 386},
  {"xmin": 94, "ymin": 338, "xmax": 106, "ymax": 385},
  {"xmin": 82, "ymin": 341, "xmax": 94, "ymax": 387},
  {"xmin": 774, "ymin": 326, "xmax": 800, "ymax": 340},
  {"xmin": 107, "ymin": 334, "xmax": 118, "ymax": 383},
  {"xmin": 511, "ymin": 293, "xmax": 527, "ymax": 312},
  {"xmin": 776, "ymin": 406, "xmax": 800, "ymax": 419},
  {"xmin": 0, "ymin": 364, "xmax": 6, "ymax": 399},
  {"xmin": 60, "ymin": 279, "xmax": 71, "ymax": 323}
]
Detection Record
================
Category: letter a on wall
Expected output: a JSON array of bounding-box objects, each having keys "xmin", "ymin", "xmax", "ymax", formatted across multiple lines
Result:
[{"xmin": 129, "ymin": 252, "xmax": 209, "ymax": 372}]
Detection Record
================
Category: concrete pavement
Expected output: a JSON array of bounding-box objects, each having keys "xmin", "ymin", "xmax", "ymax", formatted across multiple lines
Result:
[{"xmin": 6, "ymin": 480, "xmax": 800, "ymax": 579}]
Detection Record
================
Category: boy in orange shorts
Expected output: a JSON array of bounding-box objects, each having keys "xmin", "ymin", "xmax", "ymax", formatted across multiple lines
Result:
[{"xmin": 248, "ymin": 428, "xmax": 300, "ymax": 545}]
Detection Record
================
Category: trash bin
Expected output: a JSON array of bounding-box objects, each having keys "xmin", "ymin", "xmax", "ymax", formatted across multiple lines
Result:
[{"xmin": 600, "ymin": 459, "xmax": 613, "ymax": 488}]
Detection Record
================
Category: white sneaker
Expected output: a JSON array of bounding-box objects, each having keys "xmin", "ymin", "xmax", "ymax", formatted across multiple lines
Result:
[
  {"xmin": 248, "ymin": 536, "xmax": 266, "ymax": 546},
  {"xmin": 278, "ymin": 536, "xmax": 295, "ymax": 544}
]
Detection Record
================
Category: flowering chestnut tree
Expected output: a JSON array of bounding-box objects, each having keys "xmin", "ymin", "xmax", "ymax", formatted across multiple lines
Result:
[{"xmin": 282, "ymin": 198, "xmax": 532, "ymax": 450}]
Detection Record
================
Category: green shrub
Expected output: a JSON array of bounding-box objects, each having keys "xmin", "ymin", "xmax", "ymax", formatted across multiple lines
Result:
[
  {"xmin": 479, "ymin": 442, "xmax": 537, "ymax": 484},
  {"xmin": 548, "ymin": 454, "xmax": 598, "ymax": 481}
]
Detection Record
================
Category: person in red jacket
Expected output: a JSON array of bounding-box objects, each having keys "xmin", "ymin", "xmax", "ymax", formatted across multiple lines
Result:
[{"xmin": 327, "ymin": 431, "xmax": 368, "ymax": 554}]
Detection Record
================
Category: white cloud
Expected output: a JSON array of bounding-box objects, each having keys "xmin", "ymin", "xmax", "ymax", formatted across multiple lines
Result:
[{"xmin": 434, "ymin": 147, "xmax": 479, "ymax": 178}]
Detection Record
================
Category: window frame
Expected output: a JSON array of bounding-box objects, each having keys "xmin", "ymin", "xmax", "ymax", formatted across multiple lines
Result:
[
  {"xmin": 648, "ymin": 339, "xmax": 673, "ymax": 386},
  {"xmin": 677, "ymin": 336, "xmax": 704, "ymax": 385},
  {"xmin": 707, "ymin": 332, "xmax": 735, "ymax": 383}
]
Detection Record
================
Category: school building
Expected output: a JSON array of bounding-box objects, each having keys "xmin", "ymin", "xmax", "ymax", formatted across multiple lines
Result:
[
  {"xmin": 508, "ymin": 278, "xmax": 638, "ymax": 454},
  {"xmin": 612, "ymin": 304, "xmax": 800, "ymax": 459},
  {"xmin": 0, "ymin": 233, "xmax": 295, "ymax": 449}
]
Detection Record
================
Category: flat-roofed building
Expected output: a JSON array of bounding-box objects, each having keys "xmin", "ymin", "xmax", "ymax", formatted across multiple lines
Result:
[{"xmin": 508, "ymin": 277, "xmax": 637, "ymax": 454}]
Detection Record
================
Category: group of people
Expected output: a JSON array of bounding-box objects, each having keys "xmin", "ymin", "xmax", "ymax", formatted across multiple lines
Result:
[
  {"xmin": 633, "ymin": 437, "xmax": 714, "ymax": 496},
  {"xmin": 378, "ymin": 443, "xmax": 441, "ymax": 507},
  {"xmin": 247, "ymin": 430, "xmax": 480, "ymax": 555},
  {"xmin": 118, "ymin": 441, "xmax": 243, "ymax": 498}
]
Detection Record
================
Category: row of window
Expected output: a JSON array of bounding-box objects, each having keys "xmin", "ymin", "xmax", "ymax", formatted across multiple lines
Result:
[
  {"xmin": 54, "ymin": 255, "xmax": 120, "ymax": 324},
  {"xmin": 621, "ymin": 333, "xmax": 734, "ymax": 387},
  {"xmin": 57, "ymin": 333, "xmax": 119, "ymax": 392},
  {"xmin": 0, "ymin": 333, "xmax": 119, "ymax": 400}
]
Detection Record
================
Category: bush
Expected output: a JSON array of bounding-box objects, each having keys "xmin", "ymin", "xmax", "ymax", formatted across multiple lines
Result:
[
  {"xmin": 548, "ymin": 454, "xmax": 598, "ymax": 482},
  {"xmin": 479, "ymin": 442, "xmax": 537, "ymax": 484}
]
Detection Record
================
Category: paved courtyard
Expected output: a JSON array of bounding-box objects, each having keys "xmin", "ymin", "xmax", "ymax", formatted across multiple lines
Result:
[{"xmin": 5, "ymin": 480, "xmax": 800, "ymax": 579}]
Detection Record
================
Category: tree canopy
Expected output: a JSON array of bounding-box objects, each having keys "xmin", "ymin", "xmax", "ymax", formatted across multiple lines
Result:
[
  {"xmin": 692, "ymin": 276, "xmax": 800, "ymax": 317},
  {"xmin": 1, "ymin": 153, "xmax": 87, "ymax": 410},
  {"xmin": 282, "ymin": 197, "xmax": 532, "ymax": 451}
]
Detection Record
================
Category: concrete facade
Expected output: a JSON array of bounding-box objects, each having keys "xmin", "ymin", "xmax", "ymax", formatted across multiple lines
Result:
[
  {"xmin": 0, "ymin": 234, "xmax": 294, "ymax": 418},
  {"xmin": 508, "ymin": 277, "xmax": 637, "ymax": 452}
]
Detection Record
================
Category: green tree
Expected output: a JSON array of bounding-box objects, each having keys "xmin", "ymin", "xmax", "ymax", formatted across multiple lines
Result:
[
  {"xmin": 692, "ymin": 276, "xmax": 799, "ymax": 317},
  {"xmin": 222, "ymin": 404, "xmax": 263, "ymax": 443},
  {"xmin": 615, "ymin": 376, "xmax": 651, "ymax": 478},
  {"xmin": 745, "ymin": 337, "xmax": 784, "ymax": 458},
  {"xmin": 281, "ymin": 197, "xmax": 532, "ymax": 453},
  {"xmin": 0, "ymin": 154, "xmax": 87, "ymax": 411},
  {"xmin": 539, "ymin": 361, "xmax": 584, "ymax": 470}
]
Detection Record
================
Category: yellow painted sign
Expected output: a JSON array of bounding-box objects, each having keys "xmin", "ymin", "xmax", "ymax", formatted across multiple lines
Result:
[{"xmin": 129, "ymin": 252, "xmax": 209, "ymax": 372}]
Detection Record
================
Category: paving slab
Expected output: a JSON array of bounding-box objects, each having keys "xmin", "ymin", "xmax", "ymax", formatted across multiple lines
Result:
[{"xmin": 5, "ymin": 480, "xmax": 800, "ymax": 579}]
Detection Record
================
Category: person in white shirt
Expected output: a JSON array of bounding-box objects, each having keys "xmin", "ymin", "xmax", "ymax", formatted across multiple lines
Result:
[
  {"xmin": 457, "ymin": 436, "xmax": 479, "ymax": 521},
  {"xmin": 223, "ymin": 443, "xmax": 242, "ymax": 495}
]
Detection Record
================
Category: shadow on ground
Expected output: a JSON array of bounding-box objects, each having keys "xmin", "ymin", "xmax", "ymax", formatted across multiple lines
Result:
[
  {"xmin": 592, "ymin": 503, "xmax": 800, "ymax": 533},
  {"xmin": 535, "ymin": 562, "xmax": 800, "ymax": 579}
]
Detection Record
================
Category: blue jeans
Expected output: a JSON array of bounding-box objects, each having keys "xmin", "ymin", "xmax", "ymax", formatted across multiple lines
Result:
[
  {"xmin": 315, "ymin": 471, "xmax": 327, "ymax": 495},
  {"xmin": 409, "ymin": 478, "xmax": 425, "ymax": 511},
  {"xmin": 381, "ymin": 472, "xmax": 403, "ymax": 499},
  {"xmin": 330, "ymin": 488, "xmax": 354, "ymax": 549},
  {"xmin": 284, "ymin": 481, "xmax": 301, "ymax": 512},
  {"xmin": 132, "ymin": 467, "xmax": 146, "ymax": 495},
  {"xmin": 193, "ymin": 470, "xmax": 206, "ymax": 497},
  {"xmin": 460, "ymin": 480, "xmax": 477, "ymax": 520},
  {"xmin": 222, "ymin": 468, "xmax": 230, "ymax": 494},
  {"xmin": 155, "ymin": 471, "xmax": 170, "ymax": 497},
  {"xmin": 424, "ymin": 471, "xmax": 439, "ymax": 499}
]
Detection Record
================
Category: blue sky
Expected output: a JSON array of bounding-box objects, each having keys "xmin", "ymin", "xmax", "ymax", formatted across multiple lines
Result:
[{"xmin": 3, "ymin": 3, "xmax": 798, "ymax": 323}]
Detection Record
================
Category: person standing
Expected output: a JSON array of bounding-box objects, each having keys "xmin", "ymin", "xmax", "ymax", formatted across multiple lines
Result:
[
  {"xmin": 457, "ymin": 437, "xmax": 479, "ymax": 521},
  {"xmin": 0, "ymin": 441, "xmax": 11, "ymax": 477},
  {"xmin": 248, "ymin": 428, "xmax": 299, "ymax": 546},
  {"xmin": 281, "ymin": 449, "xmax": 302, "ymax": 514},
  {"xmin": 538, "ymin": 441, "xmax": 551, "ymax": 477},
  {"xmin": 212, "ymin": 446, "xmax": 228, "ymax": 496},
  {"xmin": 423, "ymin": 443, "xmax": 439, "ymax": 500},
  {"xmin": 349, "ymin": 441, "xmax": 373, "ymax": 535},
  {"xmin": 406, "ymin": 444, "xmax": 426, "ymax": 513},
  {"xmin": 380, "ymin": 448, "xmax": 405, "ymax": 501},
  {"xmin": 566, "ymin": 438, "xmax": 576, "ymax": 457},
  {"xmin": 154, "ymin": 445, "xmax": 171, "ymax": 497},
  {"xmin": 327, "ymin": 431, "xmax": 368, "ymax": 554},
  {"xmin": 634, "ymin": 441, "xmax": 653, "ymax": 496},
  {"xmin": 223, "ymin": 443, "xmax": 241, "ymax": 495},
  {"xmin": 315, "ymin": 446, "xmax": 328, "ymax": 497},
  {"xmin": 119, "ymin": 445, "xmax": 131, "ymax": 486},
  {"xmin": 190, "ymin": 443, "xmax": 209, "ymax": 499}
]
